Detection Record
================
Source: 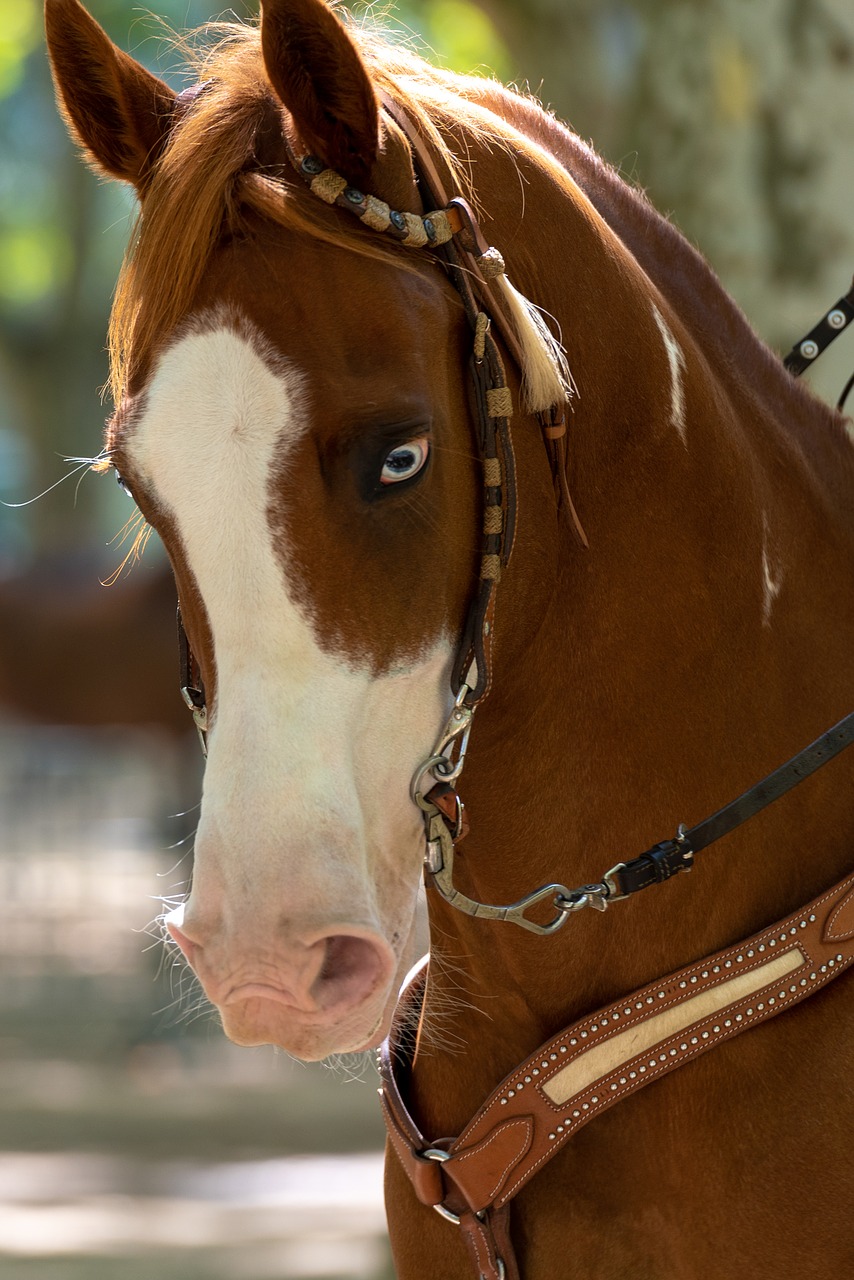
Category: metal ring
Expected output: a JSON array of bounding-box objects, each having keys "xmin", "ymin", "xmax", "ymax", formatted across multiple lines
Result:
[{"xmin": 420, "ymin": 1148, "xmax": 462, "ymax": 1225}]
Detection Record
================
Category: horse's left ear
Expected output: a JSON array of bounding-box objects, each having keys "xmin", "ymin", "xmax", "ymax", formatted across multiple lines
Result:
[
  {"xmin": 45, "ymin": 0, "xmax": 176, "ymax": 189},
  {"xmin": 260, "ymin": 0, "xmax": 379, "ymax": 184}
]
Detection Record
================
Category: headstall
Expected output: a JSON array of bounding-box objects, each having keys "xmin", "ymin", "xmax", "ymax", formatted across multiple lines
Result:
[{"xmin": 170, "ymin": 87, "xmax": 854, "ymax": 1280}]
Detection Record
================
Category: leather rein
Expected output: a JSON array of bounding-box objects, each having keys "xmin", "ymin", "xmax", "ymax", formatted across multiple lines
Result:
[{"xmin": 171, "ymin": 95, "xmax": 854, "ymax": 1280}]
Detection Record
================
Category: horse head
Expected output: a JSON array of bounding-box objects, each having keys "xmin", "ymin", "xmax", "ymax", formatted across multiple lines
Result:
[{"xmin": 45, "ymin": 0, "xmax": 566, "ymax": 1061}]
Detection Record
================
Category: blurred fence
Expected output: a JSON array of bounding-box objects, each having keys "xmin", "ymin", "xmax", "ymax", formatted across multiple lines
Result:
[{"xmin": 0, "ymin": 721, "xmax": 391, "ymax": 1280}]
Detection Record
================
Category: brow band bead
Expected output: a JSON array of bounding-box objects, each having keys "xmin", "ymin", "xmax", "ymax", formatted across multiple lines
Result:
[
  {"xmin": 481, "ymin": 554, "xmax": 502, "ymax": 581},
  {"xmin": 486, "ymin": 386, "xmax": 513, "ymax": 419},
  {"xmin": 310, "ymin": 170, "xmax": 347, "ymax": 204},
  {"xmin": 401, "ymin": 212, "xmax": 430, "ymax": 248},
  {"xmin": 483, "ymin": 457, "xmax": 502, "ymax": 486},
  {"xmin": 361, "ymin": 195, "xmax": 392, "ymax": 232},
  {"xmin": 427, "ymin": 210, "xmax": 454, "ymax": 245},
  {"xmin": 484, "ymin": 505, "xmax": 503, "ymax": 534}
]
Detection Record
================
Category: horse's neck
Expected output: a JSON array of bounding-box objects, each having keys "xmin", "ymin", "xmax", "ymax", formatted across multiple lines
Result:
[{"xmin": 414, "ymin": 90, "xmax": 854, "ymax": 1132}]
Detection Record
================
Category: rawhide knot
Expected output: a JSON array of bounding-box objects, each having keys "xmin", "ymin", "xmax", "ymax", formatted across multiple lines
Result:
[{"xmin": 478, "ymin": 246, "xmax": 506, "ymax": 279}]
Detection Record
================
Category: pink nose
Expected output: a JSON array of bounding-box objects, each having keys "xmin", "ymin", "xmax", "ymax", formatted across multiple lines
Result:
[{"xmin": 168, "ymin": 918, "xmax": 393, "ymax": 1016}]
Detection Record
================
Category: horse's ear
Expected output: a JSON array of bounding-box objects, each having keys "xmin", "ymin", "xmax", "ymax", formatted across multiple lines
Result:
[
  {"xmin": 260, "ymin": 0, "xmax": 379, "ymax": 184},
  {"xmin": 45, "ymin": 0, "xmax": 176, "ymax": 189}
]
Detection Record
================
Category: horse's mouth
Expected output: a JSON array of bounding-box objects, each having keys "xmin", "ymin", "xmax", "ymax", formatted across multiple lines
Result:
[{"xmin": 217, "ymin": 984, "xmax": 395, "ymax": 1059}]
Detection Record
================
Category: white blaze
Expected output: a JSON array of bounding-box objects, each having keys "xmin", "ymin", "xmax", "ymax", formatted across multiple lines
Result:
[
  {"xmin": 127, "ymin": 320, "xmax": 450, "ymax": 941},
  {"xmin": 651, "ymin": 302, "xmax": 688, "ymax": 444}
]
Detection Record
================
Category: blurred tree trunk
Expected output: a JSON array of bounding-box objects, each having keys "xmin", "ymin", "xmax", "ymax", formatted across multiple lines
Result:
[{"xmin": 479, "ymin": 0, "xmax": 854, "ymax": 385}]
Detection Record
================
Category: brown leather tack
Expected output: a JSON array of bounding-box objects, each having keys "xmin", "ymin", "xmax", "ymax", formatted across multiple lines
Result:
[
  {"xmin": 381, "ymin": 868, "xmax": 854, "ymax": 1238},
  {"xmin": 823, "ymin": 883, "xmax": 854, "ymax": 941}
]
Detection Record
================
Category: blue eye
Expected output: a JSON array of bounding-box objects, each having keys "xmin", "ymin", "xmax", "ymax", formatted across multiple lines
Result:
[{"xmin": 380, "ymin": 438, "xmax": 430, "ymax": 485}]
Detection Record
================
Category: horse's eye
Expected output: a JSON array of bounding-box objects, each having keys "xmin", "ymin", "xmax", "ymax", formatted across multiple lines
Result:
[
  {"xmin": 115, "ymin": 471, "xmax": 133, "ymax": 498},
  {"xmin": 380, "ymin": 439, "xmax": 430, "ymax": 486}
]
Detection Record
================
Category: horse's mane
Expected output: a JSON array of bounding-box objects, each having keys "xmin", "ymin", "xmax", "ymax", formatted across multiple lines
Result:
[{"xmin": 109, "ymin": 20, "xmax": 538, "ymax": 404}]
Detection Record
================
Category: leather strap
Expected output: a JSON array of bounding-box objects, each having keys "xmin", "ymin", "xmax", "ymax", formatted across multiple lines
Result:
[
  {"xmin": 784, "ymin": 276, "xmax": 854, "ymax": 376},
  {"xmin": 612, "ymin": 710, "xmax": 854, "ymax": 899},
  {"xmin": 381, "ymin": 868, "xmax": 854, "ymax": 1268}
]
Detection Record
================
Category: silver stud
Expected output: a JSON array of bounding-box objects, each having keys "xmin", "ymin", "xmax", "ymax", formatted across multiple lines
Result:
[
  {"xmin": 556, "ymin": 1125, "xmax": 564, "ymax": 1132},
  {"xmin": 569, "ymin": 1040, "xmax": 577, "ymax": 1047},
  {"xmin": 507, "ymin": 1090, "xmax": 515, "ymax": 1098},
  {"xmin": 809, "ymin": 914, "xmax": 816, "ymax": 923},
  {"xmin": 701, "ymin": 1031, "xmax": 709, "ymax": 1039},
  {"xmin": 747, "ymin": 1008, "xmax": 754, "ymax": 1016},
  {"xmin": 800, "ymin": 978, "xmax": 807, "ymax": 986},
  {"xmin": 582, "ymin": 1102, "xmax": 589, "ymax": 1111},
  {"xmin": 560, "ymin": 1046, "xmax": 568, "ymax": 1054},
  {"xmin": 501, "ymin": 1098, "xmax": 507, "ymax": 1105},
  {"xmin": 690, "ymin": 976, "xmax": 698, "ymax": 984},
  {"xmin": 624, "ymin": 1008, "xmax": 632, "ymax": 1016},
  {"xmin": 646, "ymin": 996, "xmax": 654, "ymax": 1004},
  {"xmin": 590, "ymin": 1026, "xmax": 598, "ymax": 1033},
  {"xmin": 769, "ymin": 939, "xmax": 776, "ymax": 946},
  {"xmin": 639, "ymin": 1066, "xmax": 646, "ymax": 1073},
  {"xmin": 635, "ymin": 1002, "xmax": 643, "ymax": 1010},
  {"xmin": 572, "ymin": 1110, "xmax": 580, "ymax": 1118},
  {"xmin": 690, "ymin": 1036, "xmax": 698, "ymax": 1044},
  {"xmin": 724, "ymin": 1020, "xmax": 732, "ymax": 1027},
  {"xmin": 525, "ymin": 1076, "xmax": 532, "ymax": 1083},
  {"xmin": 736, "ymin": 1014, "xmax": 743, "ymax": 1021},
  {"xmin": 828, "ymin": 309, "xmax": 847, "ymax": 329},
  {"xmin": 713, "ymin": 1026, "xmax": 721, "ymax": 1033},
  {"xmin": 670, "ymin": 1048, "xmax": 678, "ymax": 1056},
  {"xmin": 532, "ymin": 1068, "xmax": 539, "ymax": 1075},
  {"xmin": 610, "ymin": 1083, "xmax": 618, "ymax": 1091},
  {"xmin": 541, "ymin": 1061, "xmax": 549, "ymax": 1068},
  {"xmin": 789, "ymin": 927, "xmax": 797, "ymax": 936},
  {"xmin": 658, "ymin": 991, "xmax": 666, "ymax": 999},
  {"xmin": 580, "ymin": 1031, "xmax": 588, "ymax": 1039},
  {"xmin": 746, "ymin": 950, "xmax": 754, "ymax": 958},
  {"xmin": 800, "ymin": 339, "xmax": 819, "ymax": 359},
  {"xmin": 549, "ymin": 1132, "xmax": 556, "ymax": 1140},
  {"xmin": 768, "ymin": 998, "xmax": 775, "ymax": 1006},
  {"xmin": 591, "ymin": 1095, "xmax": 599, "ymax": 1104},
  {"xmin": 680, "ymin": 1043, "xmax": 688, "ymax": 1051},
  {"xmin": 549, "ymin": 1053, "xmax": 558, "ymax": 1060},
  {"xmin": 837, "ymin": 954, "xmax": 843, "ymax": 962},
  {"xmin": 725, "ymin": 959, "xmax": 732, "ymax": 967},
  {"xmin": 736, "ymin": 955, "xmax": 744, "ymax": 963},
  {"xmin": 601, "ymin": 1018, "xmax": 609, "ymax": 1026},
  {"xmin": 701, "ymin": 972, "xmax": 709, "ymax": 980},
  {"xmin": 713, "ymin": 965, "xmax": 721, "ymax": 973},
  {"xmin": 629, "ymin": 1071, "xmax": 637, "ymax": 1079},
  {"xmin": 679, "ymin": 980, "xmax": 687, "ymax": 989},
  {"xmin": 758, "ymin": 946, "xmax": 765, "ymax": 953},
  {"xmin": 799, "ymin": 921, "xmax": 807, "ymax": 929}
]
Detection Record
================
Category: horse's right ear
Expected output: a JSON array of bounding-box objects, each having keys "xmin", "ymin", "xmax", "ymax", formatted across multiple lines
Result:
[{"xmin": 45, "ymin": 0, "xmax": 176, "ymax": 189}]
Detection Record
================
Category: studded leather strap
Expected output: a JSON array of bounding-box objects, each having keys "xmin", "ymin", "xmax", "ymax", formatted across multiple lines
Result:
[{"xmin": 381, "ymin": 868, "xmax": 854, "ymax": 1273}]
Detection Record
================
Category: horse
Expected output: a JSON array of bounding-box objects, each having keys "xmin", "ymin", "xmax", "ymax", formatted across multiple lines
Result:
[
  {"xmin": 45, "ymin": 1, "xmax": 854, "ymax": 1276},
  {"xmin": 0, "ymin": 555, "xmax": 188, "ymax": 732}
]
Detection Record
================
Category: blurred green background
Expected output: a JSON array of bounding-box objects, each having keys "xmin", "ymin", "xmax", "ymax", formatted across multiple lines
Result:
[{"xmin": 1, "ymin": 1, "xmax": 853, "ymax": 1277}]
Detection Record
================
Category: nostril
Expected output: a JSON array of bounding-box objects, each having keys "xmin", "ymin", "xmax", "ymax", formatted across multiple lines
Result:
[
  {"xmin": 312, "ymin": 934, "xmax": 392, "ymax": 1013},
  {"xmin": 168, "ymin": 923, "xmax": 195, "ymax": 963}
]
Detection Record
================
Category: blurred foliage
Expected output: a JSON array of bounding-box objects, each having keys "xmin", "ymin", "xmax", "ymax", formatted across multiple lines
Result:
[{"xmin": 1, "ymin": 0, "xmax": 852, "ymax": 571}]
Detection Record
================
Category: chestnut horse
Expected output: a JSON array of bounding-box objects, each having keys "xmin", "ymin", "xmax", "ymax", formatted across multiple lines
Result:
[{"xmin": 46, "ymin": 1, "xmax": 854, "ymax": 1276}]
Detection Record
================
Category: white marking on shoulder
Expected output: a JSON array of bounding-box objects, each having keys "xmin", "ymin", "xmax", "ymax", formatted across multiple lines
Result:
[
  {"xmin": 761, "ymin": 511, "xmax": 783, "ymax": 627},
  {"xmin": 651, "ymin": 303, "xmax": 687, "ymax": 445}
]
